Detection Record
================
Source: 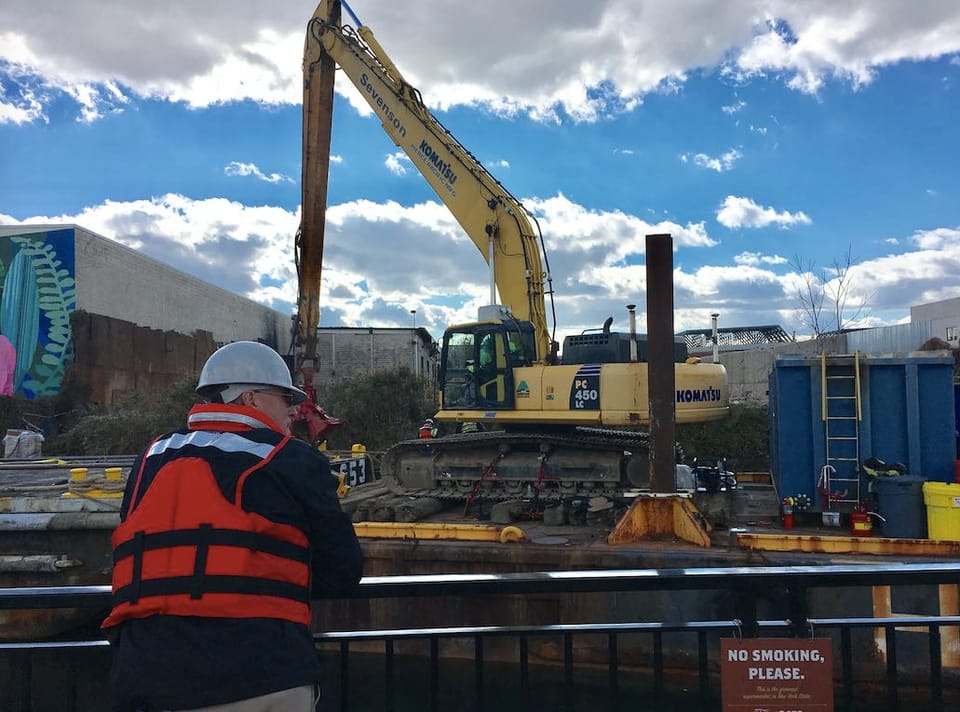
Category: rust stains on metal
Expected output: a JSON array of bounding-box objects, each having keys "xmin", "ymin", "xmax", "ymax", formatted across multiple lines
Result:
[
  {"xmin": 736, "ymin": 532, "xmax": 960, "ymax": 556},
  {"xmin": 607, "ymin": 495, "xmax": 712, "ymax": 548}
]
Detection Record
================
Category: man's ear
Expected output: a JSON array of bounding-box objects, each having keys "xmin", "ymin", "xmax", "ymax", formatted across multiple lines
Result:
[{"xmin": 240, "ymin": 390, "xmax": 257, "ymax": 407}]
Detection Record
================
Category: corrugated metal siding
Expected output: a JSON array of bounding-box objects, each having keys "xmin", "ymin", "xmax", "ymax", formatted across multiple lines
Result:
[{"xmin": 845, "ymin": 322, "xmax": 937, "ymax": 354}]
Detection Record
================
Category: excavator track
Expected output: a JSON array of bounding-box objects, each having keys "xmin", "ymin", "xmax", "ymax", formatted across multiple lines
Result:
[{"xmin": 380, "ymin": 427, "xmax": 659, "ymax": 502}]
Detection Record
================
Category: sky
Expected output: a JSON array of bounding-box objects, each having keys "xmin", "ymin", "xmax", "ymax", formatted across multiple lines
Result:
[{"xmin": 1, "ymin": 0, "xmax": 959, "ymax": 346}]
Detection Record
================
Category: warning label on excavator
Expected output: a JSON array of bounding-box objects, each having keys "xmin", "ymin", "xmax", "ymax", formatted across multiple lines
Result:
[
  {"xmin": 569, "ymin": 365, "xmax": 601, "ymax": 410},
  {"xmin": 721, "ymin": 638, "xmax": 833, "ymax": 711}
]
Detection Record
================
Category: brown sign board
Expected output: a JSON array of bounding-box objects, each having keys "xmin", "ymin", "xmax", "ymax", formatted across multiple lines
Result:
[{"xmin": 721, "ymin": 638, "xmax": 834, "ymax": 712}]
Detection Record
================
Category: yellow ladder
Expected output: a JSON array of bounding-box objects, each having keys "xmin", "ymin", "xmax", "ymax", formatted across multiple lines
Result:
[{"xmin": 820, "ymin": 352, "xmax": 862, "ymax": 507}]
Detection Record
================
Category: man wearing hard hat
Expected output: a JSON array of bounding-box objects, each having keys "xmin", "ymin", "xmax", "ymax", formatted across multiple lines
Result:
[{"xmin": 103, "ymin": 341, "xmax": 363, "ymax": 711}]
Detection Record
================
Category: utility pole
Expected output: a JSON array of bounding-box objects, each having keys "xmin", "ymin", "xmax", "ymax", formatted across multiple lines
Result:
[{"xmin": 411, "ymin": 310, "xmax": 418, "ymax": 376}]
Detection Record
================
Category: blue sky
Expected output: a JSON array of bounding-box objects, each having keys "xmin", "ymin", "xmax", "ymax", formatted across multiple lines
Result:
[{"xmin": 1, "ymin": 0, "xmax": 959, "ymax": 343}]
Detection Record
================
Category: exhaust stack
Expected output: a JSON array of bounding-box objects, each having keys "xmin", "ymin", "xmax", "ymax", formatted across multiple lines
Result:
[{"xmin": 711, "ymin": 312, "xmax": 720, "ymax": 363}]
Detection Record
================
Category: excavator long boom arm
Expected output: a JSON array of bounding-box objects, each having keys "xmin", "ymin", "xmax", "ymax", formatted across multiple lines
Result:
[
  {"xmin": 304, "ymin": 0, "xmax": 555, "ymax": 363},
  {"xmin": 297, "ymin": 2, "xmax": 339, "ymax": 368},
  {"xmin": 289, "ymin": 0, "xmax": 342, "ymax": 446}
]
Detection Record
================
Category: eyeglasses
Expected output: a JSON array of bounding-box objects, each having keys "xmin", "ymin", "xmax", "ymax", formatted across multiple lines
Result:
[{"xmin": 255, "ymin": 389, "xmax": 297, "ymax": 406}]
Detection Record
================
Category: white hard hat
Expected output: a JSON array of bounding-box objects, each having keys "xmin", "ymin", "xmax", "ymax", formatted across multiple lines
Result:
[{"xmin": 196, "ymin": 341, "xmax": 307, "ymax": 405}]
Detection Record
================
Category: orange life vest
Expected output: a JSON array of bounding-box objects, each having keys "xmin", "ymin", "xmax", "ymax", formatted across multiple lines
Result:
[{"xmin": 102, "ymin": 449, "xmax": 312, "ymax": 629}]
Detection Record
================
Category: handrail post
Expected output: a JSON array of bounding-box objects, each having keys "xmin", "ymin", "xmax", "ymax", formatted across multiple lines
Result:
[
  {"xmin": 787, "ymin": 584, "xmax": 809, "ymax": 638},
  {"xmin": 733, "ymin": 585, "xmax": 759, "ymax": 639}
]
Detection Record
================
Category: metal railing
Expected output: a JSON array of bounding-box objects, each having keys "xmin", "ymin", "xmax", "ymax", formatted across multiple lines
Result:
[{"xmin": 2, "ymin": 562, "xmax": 960, "ymax": 711}]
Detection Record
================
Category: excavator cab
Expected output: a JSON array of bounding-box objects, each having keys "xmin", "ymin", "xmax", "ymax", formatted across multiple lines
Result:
[{"xmin": 439, "ymin": 321, "xmax": 535, "ymax": 411}]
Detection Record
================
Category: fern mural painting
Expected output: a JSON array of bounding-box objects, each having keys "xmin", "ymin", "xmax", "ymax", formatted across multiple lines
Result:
[{"xmin": 0, "ymin": 230, "xmax": 77, "ymax": 398}]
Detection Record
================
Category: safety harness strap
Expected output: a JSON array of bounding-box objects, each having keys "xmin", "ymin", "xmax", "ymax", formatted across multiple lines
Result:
[
  {"xmin": 113, "ymin": 527, "xmax": 311, "ymax": 565},
  {"xmin": 130, "ymin": 531, "xmax": 145, "ymax": 604},
  {"xmin": 190, "ymin": 524, "xmax": 213, "ymax": 600},
  {"xmin": 113, "ymin": 574, "xmax": 311, "ymax": 606}
]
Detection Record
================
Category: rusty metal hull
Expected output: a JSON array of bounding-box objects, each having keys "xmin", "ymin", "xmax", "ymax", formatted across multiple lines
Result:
[
  {"xmin": 0, "ymin": 513, "xmax": 116, "ymax": 641},
  {"xmin": 1, "ymin": 459, "xmax": 123, "ymax": 641}
]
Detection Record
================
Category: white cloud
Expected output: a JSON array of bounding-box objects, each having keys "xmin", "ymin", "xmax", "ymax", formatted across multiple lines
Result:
[
  {"xmin": 5, "ymin": 191, "xmax": 724, "ymax": 335},
  {"xmin": 716, "ymin": 195, "xmax": 812, "ymax": 229},
  {"xmin": 732, "ymin": 8, "xmax": 960, "ymax": 96},
  {"xmin": 0, "ymin": 46, "xmax": 48, "ymax": 124},
  {"xmin": 9, "ymin": 192, "xmax": 960, "ymax": 337},
  {"xmin": 734, "ymin": 251, "xmax": 788, "ymax": 266},
  {"xmin": 2, "ymin": 2, "xmax": 960, "ymax": 123},
  {"xmin": 224, "ymin": 161, "xmax": 294, "ymax": 184},
  {"xmin": 385, "ymin": 152, "xmax": 409, "ymax": 176},
  {"xmin": 682, "ymin": 148, "xmax": 743, "ymax": 173},
  {"xmin": 14, "ymin": 194, "xmax": 299, "ymax": 312},
  {"xmin": 0, "ymin": 92, "xmax": 44, "ymax": 124},
  {"xmin": 909, "ymin": 226, "xmax": 960, "ymax": 250},
  {"xmin": 722, "ymin": 99, "xmax": 746, "ymax": 114},
  {"xmin": 529, "ymin": 193, "xmax": 718, "ymax": 254}
]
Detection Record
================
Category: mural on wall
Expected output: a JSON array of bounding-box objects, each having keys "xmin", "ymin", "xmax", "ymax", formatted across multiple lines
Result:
[{"xmin": 0, "ymin": 230, "xmax": 76, "ymax": 399}]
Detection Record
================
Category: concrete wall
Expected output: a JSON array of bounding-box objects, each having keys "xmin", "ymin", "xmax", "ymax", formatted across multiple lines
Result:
[
  {"xmin": 712, "ymin": 332, "xmax": 879, "ymax": 406},
  {"xmin": 0, "ymin": 224, "xmax": 293, "ymax": 401},
  {"xmin": 0, "ymin": 224, "xmax": 291, "ymax": 353},
  {"xmin": 313, "ymin": 327, "xmax": 438, "ymax": 392},
  {"xmin": 713, "ymin": 339, "xmax": 826, "ymax": 405},
  {"xmin": 71, "ymin": 311, "xmax": 217, "ymax": 404},
  {"xmin": 71, "ymin": 227, "xmax": 291, "ymax": 352},
  {"xmin": 911, "ymin": 296, "xmax": 960, "ymax": 345}
]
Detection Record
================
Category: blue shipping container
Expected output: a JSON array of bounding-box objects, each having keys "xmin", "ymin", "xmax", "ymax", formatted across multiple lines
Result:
[{"xmin": 768, "ymin": 353, "xmax": 956, "ymax": 512}]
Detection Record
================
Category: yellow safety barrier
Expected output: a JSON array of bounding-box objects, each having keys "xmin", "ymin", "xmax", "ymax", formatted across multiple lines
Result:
[
  {"xmin": 353, "ymin": 521, "xmax": 525, "ymax": 543},
  {"xmin": 62, "ymin": 467, "xmax": 126, "ymax": 500}
]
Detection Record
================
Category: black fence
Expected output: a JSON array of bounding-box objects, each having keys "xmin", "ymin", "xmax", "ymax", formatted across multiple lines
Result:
[{"xmin": 3, "ymin": 563, "xmax": 960, "ymax": 711}]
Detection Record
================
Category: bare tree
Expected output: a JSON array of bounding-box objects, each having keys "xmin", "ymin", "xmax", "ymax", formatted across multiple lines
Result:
[
  {"xmin": 789, "ymin": 254, "xmax": 826, "ymax": 338},
  {"xmin": 824, "ymin": 246, "xmax": 867, "ymax": 333},
  {"xmin": 790, "ymin": 246, "xmax": 869, "ymax": 345}
]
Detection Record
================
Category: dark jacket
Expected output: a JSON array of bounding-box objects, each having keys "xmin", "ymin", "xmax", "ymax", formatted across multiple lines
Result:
[{"xmin": 107, "ymin": 403, "xmax": 363, "ymax": 711}]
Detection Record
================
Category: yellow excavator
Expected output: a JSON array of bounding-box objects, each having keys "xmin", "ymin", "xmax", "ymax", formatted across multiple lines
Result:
[{"xmin": 295, "ymin": 0, "xmax": 729, "ymax": 500}]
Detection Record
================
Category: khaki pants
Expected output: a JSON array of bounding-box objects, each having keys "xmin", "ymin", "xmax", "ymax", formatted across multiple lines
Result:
[{"xmin": 167, "ymin": 685, "xmax": 316, "ymax": 712}]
